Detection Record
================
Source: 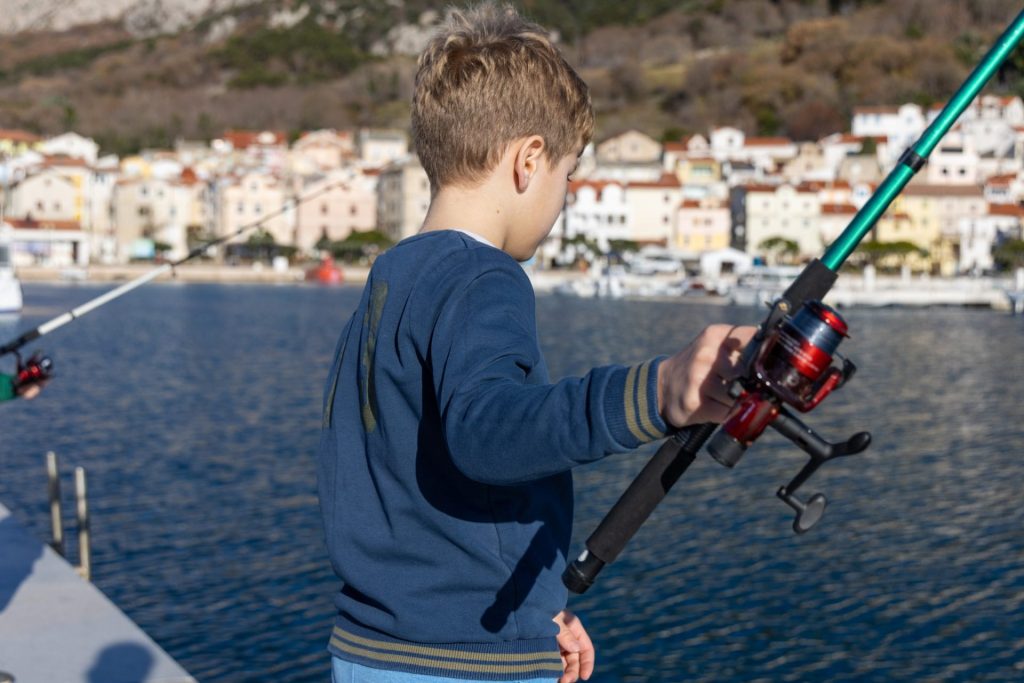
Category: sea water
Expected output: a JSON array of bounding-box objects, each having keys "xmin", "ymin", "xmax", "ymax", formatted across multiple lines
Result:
[{"xmin": 1, "ymin": 283, "xmax": 1023, "ymax": 682}]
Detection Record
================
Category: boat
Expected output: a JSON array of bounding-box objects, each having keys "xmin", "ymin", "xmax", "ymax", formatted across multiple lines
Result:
[
  {"xmin": 305, "ymin": 253, "xmax": 344, "ymax": 285},
  {"xmin": 728, "ymin": 265, "xmax": 802, "ymax": 307},
  {"xmin": 0, "ymin": 226, "xmax": 23, "ymax": 313}
]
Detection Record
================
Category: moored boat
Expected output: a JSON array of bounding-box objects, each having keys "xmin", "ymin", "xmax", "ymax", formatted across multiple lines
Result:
[
  {"xmin": 305, "ymin": 254, "xmax": 344, "ymax": 285},
  {"xmin": 0, "ymin": 226, "xmax": 23, "ymax": 314}
]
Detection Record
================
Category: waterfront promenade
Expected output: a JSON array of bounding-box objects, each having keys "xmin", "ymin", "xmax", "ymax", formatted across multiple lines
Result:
[{"xmin": 0, "ymin": 502, "xmax": 195, "ymax": 683}]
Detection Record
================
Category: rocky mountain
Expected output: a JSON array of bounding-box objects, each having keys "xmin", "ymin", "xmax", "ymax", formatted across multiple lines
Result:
[
  {"xmin": 0, "ymin": 0, "xmax": 261, "ymax": 36},
  {"xmin": 0, "ymin": 0, "xmax": 1021, "ymax": 155}
]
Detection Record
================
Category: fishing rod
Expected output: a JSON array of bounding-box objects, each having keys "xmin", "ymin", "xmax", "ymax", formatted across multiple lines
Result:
[
  {"xmin": 0, "ymin": 180, "xmax": 349, "ymax": 364},
  {"xmin": 563, "ymin": 9, "xmax": 1024, "ymax": 595}
]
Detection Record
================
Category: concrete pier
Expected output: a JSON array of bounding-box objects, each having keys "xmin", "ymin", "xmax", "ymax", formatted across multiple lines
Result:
[{"xmin": 0, "ymin": 502, "xmax": 195, "ymax": 683}]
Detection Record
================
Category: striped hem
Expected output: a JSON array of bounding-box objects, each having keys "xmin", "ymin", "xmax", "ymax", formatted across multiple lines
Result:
[
  {"xmin": 328, "ymin": 625, "xmax": 563, "ymax": 681},
  {"xmin": 615, "ymin": 357, "xmax": 669, "ymax": 446}
]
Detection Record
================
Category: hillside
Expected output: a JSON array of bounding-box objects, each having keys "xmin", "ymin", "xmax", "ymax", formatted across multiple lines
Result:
[{"xmin": 1, "ymin": 0, "xmax": 1023, "ymax": 155}]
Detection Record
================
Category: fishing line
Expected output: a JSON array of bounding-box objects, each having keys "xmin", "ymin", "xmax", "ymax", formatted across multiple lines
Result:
[{"xmin": 0, "ymin": 180, "xmax": 350, "ymax": 357}]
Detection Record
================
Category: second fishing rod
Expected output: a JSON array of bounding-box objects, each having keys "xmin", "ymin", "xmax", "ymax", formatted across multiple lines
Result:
[{"xmin": 563, "ymin": 8, "xmax": 1024, "ymax": 595}]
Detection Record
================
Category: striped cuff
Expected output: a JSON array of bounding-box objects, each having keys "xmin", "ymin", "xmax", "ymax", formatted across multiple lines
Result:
[
  {"xmin": 604, "ymin": 357, "xmax": 669, "ymax": 448},
  {"xmin": 328, "ymin": 623, "xmax": 563, "ymax": 681}
]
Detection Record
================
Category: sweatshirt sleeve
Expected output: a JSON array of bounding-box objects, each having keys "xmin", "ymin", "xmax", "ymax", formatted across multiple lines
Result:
[
  {"xmin": 429, "ymin": 253, "xmax": 669, "ymax": 485},
  {"xmin": 0, "ymin": 373, "xmax": 16, "ymax": 402}
]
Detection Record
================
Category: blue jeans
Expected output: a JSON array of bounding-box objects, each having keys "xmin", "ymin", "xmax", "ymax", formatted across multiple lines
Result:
[{"xmin": 331, "ymin": 657, "xmax": 556, "ymax": 683}]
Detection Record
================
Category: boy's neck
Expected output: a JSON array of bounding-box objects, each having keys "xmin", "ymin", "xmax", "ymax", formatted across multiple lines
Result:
[{"xmin": 420, "ymin": 180, "xmax": 512, "ymax": 254}]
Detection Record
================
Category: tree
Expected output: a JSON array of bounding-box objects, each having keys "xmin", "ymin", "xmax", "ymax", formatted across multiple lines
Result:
[
  {"xmin": 856, "ymin": 240, "xmax": 928, "ymax": 271},
  {"xmin": 759, "ymin": 236, "xmax": 799, "ymax": 265},
  {"xmin": 994, "ymin": 239, "xmax": 1024, "ymax": 270}
]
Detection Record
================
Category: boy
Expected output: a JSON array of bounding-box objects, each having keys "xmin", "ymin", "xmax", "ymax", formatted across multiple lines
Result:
[{"xmin": 317, "ymin": 4, "xmax": 754, "ymax": 682}]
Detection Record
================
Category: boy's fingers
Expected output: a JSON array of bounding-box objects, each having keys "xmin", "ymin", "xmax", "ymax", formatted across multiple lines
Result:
[
  {"xmin": 560, "ymin": 651, "xmax": 580, "ymax": 683},
  {"xmin": 565, "ymin": 612, "xmax": 595, "ymax": 680}
]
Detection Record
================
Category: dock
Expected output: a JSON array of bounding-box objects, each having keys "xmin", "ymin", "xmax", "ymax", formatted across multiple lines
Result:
[{"xmin": 0, "ymin": 502, "xmax": 195, "ymax": 683}]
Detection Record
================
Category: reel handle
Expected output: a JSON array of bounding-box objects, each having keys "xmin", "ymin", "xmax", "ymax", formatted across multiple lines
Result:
[{"xmin": 771, "ymin": 409, "xmax": 871, "ymax": 533}]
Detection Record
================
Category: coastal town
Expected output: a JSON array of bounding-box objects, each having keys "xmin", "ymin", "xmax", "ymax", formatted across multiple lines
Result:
[{"xmin": 2, "ymin": 94, "xmax": 1024, "ymax": 287}]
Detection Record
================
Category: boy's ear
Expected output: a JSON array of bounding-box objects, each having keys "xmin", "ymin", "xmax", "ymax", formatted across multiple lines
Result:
[{"xmin": 513, "ymin": 135, "xmax": 546, "ymax": 193}]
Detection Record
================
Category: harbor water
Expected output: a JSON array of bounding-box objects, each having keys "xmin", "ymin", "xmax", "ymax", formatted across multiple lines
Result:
[{"xmin": 1, "ymin": 282, "xmax": 1023, "ymax": 682}]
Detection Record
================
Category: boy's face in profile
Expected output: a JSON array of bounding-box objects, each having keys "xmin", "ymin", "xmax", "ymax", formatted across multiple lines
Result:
[{"xmin": 513, "ymin": 152, "xmax": 581, "ymax": 260}]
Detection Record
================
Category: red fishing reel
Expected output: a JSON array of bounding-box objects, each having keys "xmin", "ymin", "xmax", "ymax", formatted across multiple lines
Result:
[
  {"xmin": 708, "ymin": 300, "xmax": 870, "ymax": 533},
  {"xmin": 14, "ymin": 351, "xmax": 54, "ymax": 394}
]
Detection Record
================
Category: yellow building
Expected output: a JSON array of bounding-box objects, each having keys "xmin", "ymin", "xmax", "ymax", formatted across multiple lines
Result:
[
  {"xmin": 0, "ymin": 129, "xmax": 41, "ymax": 157},
  {"xmin": 883, "ymin": 184, "xmax": 986, "ymax": 274},
  {"xmin": 675, "ymin": 198, "xmax": 731, "ymax": 253}
]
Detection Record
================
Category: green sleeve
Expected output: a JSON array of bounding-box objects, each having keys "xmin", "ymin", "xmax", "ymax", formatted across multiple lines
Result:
[{"xmin": 0, "ymin": 373, "xmax": 16, "ymax": 402}]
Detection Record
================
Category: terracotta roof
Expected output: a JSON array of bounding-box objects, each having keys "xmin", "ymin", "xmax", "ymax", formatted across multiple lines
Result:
[
  {"xmin": 41, "ymin": 154, "xmax": 90, "ymax": 168},
  {"xmin": 903, "ymin": 184, "xmax": 984, "ymax": 197},
  {"xmin": 742, "ymin": 183, "xmax": 782, "ymax": 193},
  {"xmin": 679, "ymin": 199, "xmax": 726, "ymax": 209},
  {"xmin": 821, "ymin": 203, "xmax": 858, "ymax": 215},
  {"xmin": 6, "ymin": 217, "xmax": 81, "ymax": 230},
  {"xmin": 0, "ymin": 129, "xmax": 41, "ymax": 143},
  {"xmin": 987, "ymin": 203, "xmax": 1024, "ymax": 216},
  {"xmin": 744, "ymin": 136, "xmax": 794, "ymax": 147},
  {"xmin": 663, "ymin": 141, "xmax": 687, "ymax": 152},
  {"xmin": 985, "ymin": 173, "xmax": 1017, "ymax": 186},
  {"xmin": 629, "ymin": 173, "xmax": 681, "ymax": 189},
  {"xmin": 178, "ymin": 168, "xmax": 200, "ymax": 186},
  {"xmin": 222, "ymin": 129, "xmax": 287, "ymax": 150}
]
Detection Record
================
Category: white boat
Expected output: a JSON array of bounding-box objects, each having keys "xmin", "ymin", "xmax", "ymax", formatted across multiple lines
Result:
[
  {"xmin": 728, "ymin": 265, "xmax": 802, "ymax": 307},
  {"xmin": 0, "ymin": 227, "xmax": 24, "ymax": 313}
]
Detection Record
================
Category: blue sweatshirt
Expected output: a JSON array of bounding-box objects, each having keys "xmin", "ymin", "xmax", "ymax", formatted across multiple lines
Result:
[{"xmin": 318, "ymin": 231, "xmax": 669, "ymax": 680}]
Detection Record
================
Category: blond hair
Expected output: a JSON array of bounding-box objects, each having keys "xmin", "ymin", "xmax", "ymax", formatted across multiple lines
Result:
[{"xmin": 411, "ymin": 2, "xmax": 594, "ymax": 192}]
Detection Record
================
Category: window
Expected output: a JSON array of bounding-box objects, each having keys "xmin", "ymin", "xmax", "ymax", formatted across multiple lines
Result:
[
  {"xmin": 350, "ymin": 205, "xmax": 357, "ymax": 216},
  {"xmin": 237, "ymin": 202, "xmax": 244, "ymax": 214},
  {"xmin": 254, "ymin": 203, "xmax": 262, "ymax": 214},
  {"xmin": 321, "ymin": 203, "xmax": 329, "ymax": 215}
]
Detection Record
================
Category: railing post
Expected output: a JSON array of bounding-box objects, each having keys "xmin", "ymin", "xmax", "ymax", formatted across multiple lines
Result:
[
  {"xmin": 46, "ymin": 451, "xmax": 64, "ymax": 556},
  {"xmin": 75, "ymin": 466, "xmax": 90, "ymax": 582}
]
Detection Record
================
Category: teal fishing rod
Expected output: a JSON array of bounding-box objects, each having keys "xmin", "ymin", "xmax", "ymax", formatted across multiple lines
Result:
[{"xmin": 564, "ymin": 8, "xmax": 1024, "ymax": 594}]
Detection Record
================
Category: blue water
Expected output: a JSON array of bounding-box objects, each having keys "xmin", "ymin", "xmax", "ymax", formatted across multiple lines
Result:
[{"xmin": 2, "ymin": 283, "xmax": 1023, "ymax": 682}]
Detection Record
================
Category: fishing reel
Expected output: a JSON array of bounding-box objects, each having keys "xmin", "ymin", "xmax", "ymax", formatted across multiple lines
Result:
[
  {"xmin": 14, "ymin": 350, "xmax": 54, "ymax": 394},
  {"xmin": 707, "ymin": 300, "xmax": 871, "ymax": 534}
]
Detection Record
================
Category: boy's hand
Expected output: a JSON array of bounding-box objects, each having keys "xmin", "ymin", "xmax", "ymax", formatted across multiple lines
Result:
[
  {"xmin": 553, "ymin": 609, "xmax": 594, "ymax": 682},
  {"xmin": 657, "ymin": 324, "xmax": 757, "ymax": 428}
]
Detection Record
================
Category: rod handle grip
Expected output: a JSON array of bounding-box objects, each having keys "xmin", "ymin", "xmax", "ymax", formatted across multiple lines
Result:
[{"xmin": 563, "ymin": 423, "xmax": 716, "ymax": 593}]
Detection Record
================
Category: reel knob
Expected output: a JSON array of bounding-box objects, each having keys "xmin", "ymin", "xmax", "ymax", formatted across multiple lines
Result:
[{"xmin": 777, "ymin": 487, "xmax": 827, "ymax": 534}]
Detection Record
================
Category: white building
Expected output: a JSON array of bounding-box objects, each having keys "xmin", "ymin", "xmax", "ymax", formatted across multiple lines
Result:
[
  {"xmin": 359, "ymin": 129, "xmax": 408, "ymax": 168},
  {"xmin": 112, "ymin": 172, "xmax": 208, "ymax": 261},
  {"xmin": 625, "ymin": 174, "xmax": 682, "ymax": 245},
  {"xmin": 292, "ymin": 129, "xmax": 356, "ymax": 173},
  {"xmin": 710, "ymin": 127, "xmax": 746, "ymax": 161},
  {"xmin": 218, "ymin": 171, "xmax": 292, "ymax": 247},
  {"xmin": 38, "ymin": 132, "xmax": 100, "ymax": 165},
  {"xmin": 3, "ymin": 217, "xmax": 89, "ymax": 267},
  {"xmin": 597, "ymin": 130, "xmax": 662, "ymax": 165},
  {"xmin": 851, "ymin": 104, "xmax": 925, "ymax": 164},
  {"xmin": 958, "ymin": 204, "xmax": 1024, "ymax": 273},
  {"xmin": 743, "ymin": 183, "xmax": 823, "ymax": 258},
  {"xmin": 925, "ymin": 130, "xmax": 980, "ymax": 185},
  {"xmin": 294, "ymin": 168, "xmax": 378, "ymax": 252},
  {"xmin": 740, "ymin": 137, "xmax": 799, "ymax": 172},
  {"xmin": 376, "ymin": 156, "xmax": 430, "ymax": 242},
  {"xmin": 563, "ymin": 179, "xmax": 628, "ymax": 251},
  {"xmin": 5, "ymin": 169, "xmax": 78, "ymax": 223}
]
